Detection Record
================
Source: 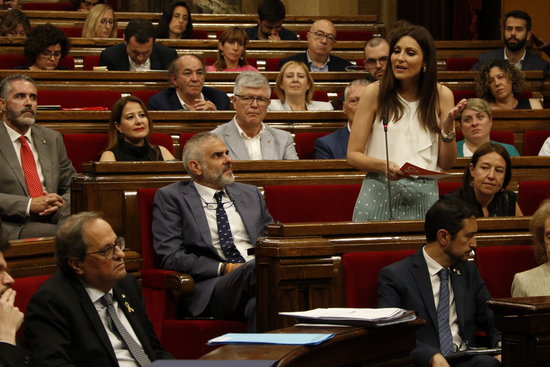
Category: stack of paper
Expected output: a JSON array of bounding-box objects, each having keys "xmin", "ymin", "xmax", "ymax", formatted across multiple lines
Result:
[
  {"xmin": 279, "ymin": 307, "xmax": 417, "ymax": 327},
  {"xmin": 208, "ymin": 333, "xmax": 334, "ymax": 346}
]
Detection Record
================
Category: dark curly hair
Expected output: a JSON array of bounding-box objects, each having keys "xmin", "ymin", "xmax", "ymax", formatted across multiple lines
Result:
[
  {"xmin": 23, "ymin": 24, "xmax": 71, "ymax": 64},
  {"xmin": 157, "ymin": 1, "xmax": 193, "ymax": 39},
  {"xmin": 475, "ymin": 59, "xmax": 525, "ymax": 103}
]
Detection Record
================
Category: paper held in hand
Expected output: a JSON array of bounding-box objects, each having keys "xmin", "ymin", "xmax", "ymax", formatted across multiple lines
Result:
[
  {"xmin": 280, "ymin": 307, "xmax": 417, "ymax": 327},
  {"xmin": 400, "ymin": 162, "xmax": 450, "ymax": 180}
]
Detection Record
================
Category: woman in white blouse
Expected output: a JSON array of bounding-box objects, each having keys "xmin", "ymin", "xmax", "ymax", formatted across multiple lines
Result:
[{"xmin": 268, "ymin": 61, "xmax": 334, "ymax": 111}]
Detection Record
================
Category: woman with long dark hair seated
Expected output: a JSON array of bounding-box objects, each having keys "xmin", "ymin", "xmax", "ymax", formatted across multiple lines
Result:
[
  {"xmin": 100, "ymin": 96, "xmax": 175, "ymax": 162},
  {"xmin": 156, "ymin": 1, "xmax": 193, "ymax": 39},
  {"xmin": 449, "ymin": 142, "xmax": 522, "ymax": 217}
]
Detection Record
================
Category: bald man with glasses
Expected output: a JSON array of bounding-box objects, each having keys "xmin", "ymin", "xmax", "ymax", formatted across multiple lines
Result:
[
  {"xmin": 212, "ymin": 71, "xmax": 298, "ymax": 160},
  {"xmin": 279, "ymin": 19, "xmax": 352, "ymax": 72}
]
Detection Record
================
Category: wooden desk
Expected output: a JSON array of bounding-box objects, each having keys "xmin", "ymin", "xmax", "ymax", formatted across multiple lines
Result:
[
  {"xmin": 488, "ymin": 297, "xmax": 550, "ymax": 367},
  {"xmin": 256, "ymin": 218, "xmax": 531, "ymax": 332},
  {"xmin": 201, "ymin": 322, "xmax": 422, "ymax": 367}
]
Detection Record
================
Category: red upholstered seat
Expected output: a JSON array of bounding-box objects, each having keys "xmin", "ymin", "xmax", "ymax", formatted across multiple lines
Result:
[
  {"xmin": 446, "ymin": 57, "xmax": 479, "ymax": 71},
  {"xmin": 263, "ymin": 184, "xmax": 361, "ymax": 222},
  {"xmin": 38, "ymin": 90, "xmax": 121, "ymax": 109},
  {"xmin": 83, "ymin": 55, "xmax": 100, "ymax": 70},
  {"xmin": 456, "ymin": 130, "xmax": 515, "ymax": 146},
  {"xmin": 343, "ymin": 250, "xmax": 415, "ymax": 307},
  {"xmin": 179, "ymin": 133, "xmax": 197, "ymax": 151},
  {"xmin": 12, "ymin": 274, "xmax": 51, "ymax": 343},
  {"xmin": 138, "ymin": 188, "xmax": 246, "ymax": 359},
  {"xmin": 518, "ymin": 181, "xmax": 550, "ymax": 215},
  {"xmin": 190, "ymin": 30, "xmax": 209, "ymax": 39},
  {"xmin": 0, "ymin": 54, "xmax": 75, "ymax": 70},
  {"xmin": 63, "ymin": 133, "xmax": 174, "ymax": 172},
  {"xmin": 438, "ymin": 181, "xmax": 462, "ymax": 196},
  {"xmin": 132, "ymin": 91, "xmax": 158, "ymax": 106},
  {"xmin": 523, "ymin": 130, "xmax": 550, "ymax": 156},
  {"xmin": 476, "ymin": 245, "xmax": 537, "ymax": 298},
  {"xmin": 265, "ymin": 58, "xmax": 281, "ymax": 71},
  {"xmin": 452, "ymin": 90, "xmax": 477, "ymax": 104},
  {"xmin": 294, "ymin": 132, "xmax": 329, "ymax": 159},
  {"xmin": 59, "ymin": 27, "xmax": 82, "ymax": 37}
]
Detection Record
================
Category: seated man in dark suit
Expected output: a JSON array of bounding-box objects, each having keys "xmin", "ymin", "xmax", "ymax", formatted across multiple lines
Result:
[
  {"xmin": 152, "ymin": 132, "xmax": 273, "ymax": 331},
  {"xmin": 148, "ymin": 55, "xmax": 230, "ymax": 111},
  {"xmin": 99, "ymin": 18, "xmax": 177, "ymax": 71},
  {"xmin": 314, "ymin": 79, "xmax": 369, "ymax": 159},
  {"xmin": 0, "ymin": 225, "xmax": 31, "ymax": 367},
  {"xmin": 0, "ymin": 74, "xmax": 76, "ymax": 240},
  {"xmin": 25, "ymin": 212, "xmax": 173, "ymax": 367},
  {"xmin": 472, "ymin": 10, "xmax": 549, "ymax": 73},
  {"xmin": 279, "ymin": 19, "xmax": 352, "ymax": 71},
  {"xmin": 245, "ymin": 0, "xmax": 298, "ymax": 41},
  {"xmin": 378, "ymin": 197, "xmax": 501, "ymax": 367}
]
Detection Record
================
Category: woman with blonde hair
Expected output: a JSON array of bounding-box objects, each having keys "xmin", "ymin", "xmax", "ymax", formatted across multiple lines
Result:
[
  {"xmin": 206, "ymin": 27, "xmax": 257, "ymax": 72},
  {"xmin": 100, "ymin": 96, "xmax": 175, "ymax": 162},
  {"xmin": 81, "ymin": 4, "xmax": 117, "ymax": 38},
  {"xmin": 268, "ymin": 61, "xmax": 333, "ymax": 111}
]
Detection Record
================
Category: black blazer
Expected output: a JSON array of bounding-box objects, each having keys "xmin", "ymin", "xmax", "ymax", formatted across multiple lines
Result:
[
  {"xmin": 24, "ymin": 271, "xmax": 173, "ymax": 367},
  {"xmin": 99, "ymin": 43, "xmax": 178, "ymax": 71},
  {"xmin": 147, "ymin": 86, "xmax": 231, "ymax": 111},
  {"xmin": 472, "ymin": 48, "xmax": 550, "ymax": 73},
  {"xmin": 0, "ymin": 343, "xmax": 31, "ymax": 367},
  {"xmin": 279, "ymin": 52, "xmax": 352, "ymax": 71}
]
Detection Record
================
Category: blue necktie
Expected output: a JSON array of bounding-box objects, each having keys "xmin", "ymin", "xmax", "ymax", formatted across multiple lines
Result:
[
  {"xmin": 214, "ymin": 191, "xmax": 245, "ymax": 263},
  {"xmin": 437, "ymin": 268, "xmax": 453, "ymax": 356}
]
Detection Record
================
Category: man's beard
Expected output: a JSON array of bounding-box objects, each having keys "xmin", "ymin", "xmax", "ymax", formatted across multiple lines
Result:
[
  {"xmin": 203, "ymin": 163, "xmax": 235, "ymax": 187},
  {"xmin": 505, "ymin": 36, "xmax": 527, "ymax": 52},
  {"xmin": 6, "ymin": 107, "xmax": 36, "ymax": 129}
]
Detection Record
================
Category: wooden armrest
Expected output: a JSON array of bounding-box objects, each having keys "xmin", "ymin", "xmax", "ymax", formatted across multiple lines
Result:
[{"xmin": 165, "ymin": 272, "xmax": 195, "ymax": 298}]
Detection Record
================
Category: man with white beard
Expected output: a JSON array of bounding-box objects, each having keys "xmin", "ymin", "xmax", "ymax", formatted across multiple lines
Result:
[
  {"xmin": 0, "ymin": 75, "xmax": 75, "ymax": 239},
  {"xmin": 152, "ymin": 132, "xmax": 273, "ymax": 331}
]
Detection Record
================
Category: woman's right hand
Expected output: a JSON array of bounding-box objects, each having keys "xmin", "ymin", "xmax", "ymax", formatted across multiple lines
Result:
[{"xmin": 387, "ymin": 161, "xmax": 406, "ymax": 180}]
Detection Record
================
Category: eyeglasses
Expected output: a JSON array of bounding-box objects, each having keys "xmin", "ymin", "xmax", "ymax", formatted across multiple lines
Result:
[
  {"xmin": 87, "ymin": 237, "xmax": 125, "ymax": 260},
  {"xmin": 40, "ymin": 50, "xmax": 62, "ymax": 59},
  {"xmin": 234, "ymin": 94, "xmax": 270, "ymax": 106},
  {"xmin": 365, "ymin": 56, "xmax": 388, "ymax": 65},
  {"xmin": 100, "ymin": 18, "xmax": 114, "ymax": 25},
  {"xmin": 346, "ymin": 97, "xmax": 361, "ymax": 106},
  {"xmin": 310, "ymin": 31, "xmax": 336, "ymax": 43}
]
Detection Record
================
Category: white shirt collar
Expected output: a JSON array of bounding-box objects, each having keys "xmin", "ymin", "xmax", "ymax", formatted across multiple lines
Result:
[
  {"xmin": 423, "ymin": 245, "xmax": 445, "ymax": 278},
  {"xmin": 3, "ymin": 121, "xmax": 32, "ymax": 144},
  {"xmin": 176, "ymin": 91, "xmax": 205, "ymax": 110},
  {"xmin": 504, "ymin": 48, "xmax": 526, "ymax": 68},
  {"xmin": 306, "ymin": 50, "xmax": 330, "ymax": 70},
  {"xmin": 194, "ymin": 181, "xmax": 223, "ymax": 202},
  {"xmin": 235, "ymin": 119, "xmax": 265, "ymax": 140},
  {"xmin": 128, "ymin": 56, "xmax": 151, "ymax": 72}
]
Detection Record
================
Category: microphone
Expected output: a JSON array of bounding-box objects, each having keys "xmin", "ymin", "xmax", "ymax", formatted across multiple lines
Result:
[{"xmin": 382, "ymin": 115, "xmax": 393, "ymax": 220}]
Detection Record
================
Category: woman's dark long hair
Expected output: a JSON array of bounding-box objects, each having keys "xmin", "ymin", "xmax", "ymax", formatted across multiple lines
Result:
[
  {"xmin": 106, "ymin": 96, "xmax": 154, "ymax": 150},
  {"xmin": 157, "ymin": 1, "xmax": 193, "ymax": 39},
  {"xmin": 378, "ymin": 22, "xmax": 440, "ymax": 135}
]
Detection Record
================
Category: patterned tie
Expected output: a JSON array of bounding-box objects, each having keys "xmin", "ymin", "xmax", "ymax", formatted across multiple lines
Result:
[
  {"xmin": 100, "ymin": 293, "xmax": 151, "ymax": 367},
  {"xmin": 19, "ymin": 136, "xmax": 44, "ymax": 198},
  {"xmin": 437, "ymin": 268, "xmax": 453, "ymax": 356},
  {"xmin": 214, "ymin": 191, "xmax": 245, "ymax": 263}
]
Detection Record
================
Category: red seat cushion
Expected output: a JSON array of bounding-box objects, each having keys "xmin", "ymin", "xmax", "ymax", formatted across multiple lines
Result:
[
  {"xmin": 476, "ymin": 245, "xmax": 537, "ymax": 298},
  {"xmin": 190, "ymin": 30, "xmax": 209, "ymax": 39},
  {"xmin": 265, "ymin": 58, "xmax": 281, "ymax": 71},
  {"xmin": 263, "ymin": 184, "xmax": 361, "ymax": 222},
  {"xmin": 446, "ymin": 57, "xmax": 479, "ymax": 71},
  {"xmin": 453, "ymin": 90, "xmax": 477, "ymax": 104},
  {"xmin": 294, "ymin": 132, "xmax": 329, "ymax": 159},
  {"xmin": 39, "ymin": 90, "xmax": 121, "ymax": 109},
  {"xmin": 63, "ymin": 133, "xmax": 108, "ymax": 172},
  {"xmin": 59, "ymin": 27, "xmax": 82, "ymax": 37},
  {"xmin": 83, "ymin": 55, "xmax": 100, "ymax": 70},
  {"xmin": 518, "ymin": 181, "xmax": 550, "ymax": 215},
  {"xmin": 523, "ymin": 130, "xmax": 550, "ymax": 156},
  {"xmin": 438, "ymin": 181, "xmax": 462, "ymax": 196},
  {"xmin": 179, "ymin": 133, "xmax": 197, "ymax": 151},
  {"xmin": 343, "ymin": 250, "xmax": 415, "ymax": 307},
  {"xmin": 132, "ymin": 91, "xmax": 160, "ymax": 106}
]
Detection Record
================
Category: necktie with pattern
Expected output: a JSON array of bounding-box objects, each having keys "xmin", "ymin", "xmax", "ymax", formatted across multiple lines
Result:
[
  {"xmin": 19, "ymin": 136, "xmax": 44, "ymax": 198},
  {"xmin": 437, "ymin": 268, "xmax": 453, "ymax": 356},
  {"xmin": 214, "ymin": 191, "xmax": 245, "ymax": 263}
]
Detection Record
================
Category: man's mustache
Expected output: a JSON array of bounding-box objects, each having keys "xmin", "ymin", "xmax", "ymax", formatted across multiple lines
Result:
[{"xmin": 21, "ymin": 108, "xmax": 35, "ymax": 116}]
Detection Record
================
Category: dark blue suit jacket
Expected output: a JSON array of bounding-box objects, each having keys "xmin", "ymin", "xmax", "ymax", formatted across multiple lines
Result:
[
  {"xmin": 99, "ymin": 43, "xmax": 177, "ymax": 71},
  {"xmin": 314, "ymin": 127, "xmax": 349, "ymax": 159},
  {"xmin": 378, "ymin": 248, "xmax": 501, "ymax": 367},
  {"xmin": 472, "ymin": 48, "xmax": 550, "ymax": 73},
  {"xmin": 25, "ymin": 272, "xmax": 172, "ymax": 367},
  {"xmin": 147, "ymin": 87, "xmax": 231, "ymax": 111},
  {"xmin": 279, "ymin": 52, "xmax": 352, "ymax": 71},
  {"xmin": 152, "ymin": 181, "xmax": 273, "ymax": 316}
]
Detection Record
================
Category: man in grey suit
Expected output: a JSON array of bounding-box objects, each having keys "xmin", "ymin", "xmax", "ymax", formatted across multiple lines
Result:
[
  {"xmin": 212, "ymin": 71, "xmax": 298, "ymax": 160},
  {"xmin": 0, "ymin": 75, "xmax": 75, "ymax": 240},
  {"xmin": 472, "ymin": 10, "xmax": 549, "ymax": 73},
  {"xmin": 152, "ymin": 132, "xmax": 273, "ymax": 330}
]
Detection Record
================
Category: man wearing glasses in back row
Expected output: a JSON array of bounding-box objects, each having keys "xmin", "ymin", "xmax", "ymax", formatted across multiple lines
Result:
[
  {"xmin": 279, "ymin": 19, "xmax": 352, "ymax": 71},
  {"xmin": 212, "ymin": 71, "xmax": 298, "ymax": 160},
  {"xmin": 363, "ymin": 37, "xmax": 390, "ymax": 81}
]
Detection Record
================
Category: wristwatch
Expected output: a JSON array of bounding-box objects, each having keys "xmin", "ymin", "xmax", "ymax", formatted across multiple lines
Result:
[{"xmin": 441, "ymin": 129, "xmax": 456, "ymax": 143}]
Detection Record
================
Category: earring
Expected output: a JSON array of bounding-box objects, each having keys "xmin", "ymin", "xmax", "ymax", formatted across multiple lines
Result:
[
  {"xmin": 469, "ymin": 179, "xmax": 474, "ymax": 187},
  {"xmin": 423, "ymin": 65, "xmax": 427, "ymax": 73}
]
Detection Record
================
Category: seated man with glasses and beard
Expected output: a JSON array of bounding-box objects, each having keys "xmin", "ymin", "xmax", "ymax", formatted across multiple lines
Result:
[
  {"xmin": 279, "ymin": 19, "xmax": 352, "ymax": 72},
  {"xmin": 212, "ymin": 71, "xmax": 298, "ymax": 160}
]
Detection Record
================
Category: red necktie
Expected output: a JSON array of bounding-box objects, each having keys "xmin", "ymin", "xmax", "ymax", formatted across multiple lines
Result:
[{"xmin": 19, "ymin": 136, "xmax": 44, "ymax": 198}]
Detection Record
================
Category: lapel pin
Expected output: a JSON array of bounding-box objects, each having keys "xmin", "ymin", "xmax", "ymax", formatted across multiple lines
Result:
[
  {"xmin": 124, "ymin": 301, "xmax": 134, "ymax": 313},
  {"xmin": 121, "ymin": 294, "xmax": 126, "ymax": 299},
  {"xmin": 42, "ymin": 139, "xmax": 46, "ymax": 144},
  {"xmin": 452, "ymin": 267, "xmax": 461, "ymax": 276}
]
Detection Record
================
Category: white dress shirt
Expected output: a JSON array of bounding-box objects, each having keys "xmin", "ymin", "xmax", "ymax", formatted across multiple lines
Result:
[{"xmin": 234, "ymin": 120, "xmax": 266, "ymax": 160}]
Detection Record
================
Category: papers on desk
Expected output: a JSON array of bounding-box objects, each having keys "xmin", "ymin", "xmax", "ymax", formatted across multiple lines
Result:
[
  {"xmin": 207, "ymin": 333, "xmax": 334, "ymax": 346},
  {"xmin": 280, "ymin": 307, "xmax": 417, "ymax": 327}
]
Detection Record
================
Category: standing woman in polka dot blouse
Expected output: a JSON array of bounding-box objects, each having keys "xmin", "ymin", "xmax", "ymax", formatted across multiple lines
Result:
[{"xmin": 347, "ymin": 22, "xmax": 467, "ymax": 221}]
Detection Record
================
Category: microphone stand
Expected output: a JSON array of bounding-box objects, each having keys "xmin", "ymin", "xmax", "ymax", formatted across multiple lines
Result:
[{"xmin": 383, "ymin": 116, "xmax": 394, "ymax": 220}]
